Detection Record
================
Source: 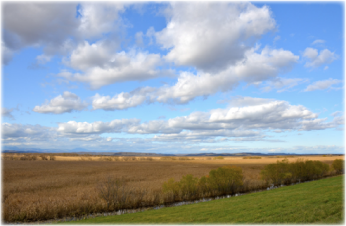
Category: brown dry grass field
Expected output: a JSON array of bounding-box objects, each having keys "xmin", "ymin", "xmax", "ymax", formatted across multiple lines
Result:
[{"xmin": 1, "ymin": 154, "xmax": 344, "ymax": 222}]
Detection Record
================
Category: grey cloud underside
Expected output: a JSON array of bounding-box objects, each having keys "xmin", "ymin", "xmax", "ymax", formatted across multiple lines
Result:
[
  {"xmin": 304, "ymin": 78, "xmax": 342, "ymax": 92},
  {"xmin": 4, "ymin": 97, "xmax": 343, "ymax": 144},
  {"xmin": 91, "ymin": 47, "xmax": 299, "ymax": 109},
  {"xmin": 156, "ymin": 2, "xmax": 276, "ymax": 73},
  {"xmin": 59, "ymin": 39, "xmax": 175, "ymax": 89},
  {"xmin": 55, "ymin": 2, "xmax": 297, "ymax": 93},
  {"xmin": 303, "ymin": 48, "xmax": 337, "ymax": 68},
  {"xmin": 2, "ymin": 107, "xmax": 15, "ymax": 119},
  {"xmin": 2, "ymin": 123, "xmax": 57, "ymax": 141},
  {"xmin": 2, "ymin": 2, "xmax": 127, "ymax": 64}
]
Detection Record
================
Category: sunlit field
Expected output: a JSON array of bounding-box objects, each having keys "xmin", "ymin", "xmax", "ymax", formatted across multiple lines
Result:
[
  {"xmin": 2, "ymin": 153, "xmax": 344, "ymax": 222},
  {"xmin": 67, "ymin": 175, "xmax": 344, "ymax": 224}
]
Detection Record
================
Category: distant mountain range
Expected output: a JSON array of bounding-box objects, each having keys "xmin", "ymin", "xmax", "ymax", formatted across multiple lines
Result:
[{"xmin": 2, "ymin": 148, "xmax": 343, "ymax": 156}]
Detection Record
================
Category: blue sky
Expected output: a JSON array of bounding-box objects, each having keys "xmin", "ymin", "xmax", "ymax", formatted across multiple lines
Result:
[{"xmin": 1, "ymin": 1, "xmax": 344, "ymax": 154}]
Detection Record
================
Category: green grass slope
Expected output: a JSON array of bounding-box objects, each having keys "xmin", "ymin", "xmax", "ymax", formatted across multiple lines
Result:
[{"xmin": 65, "ymin": 175, "xmax": 344, "ymax": 224}]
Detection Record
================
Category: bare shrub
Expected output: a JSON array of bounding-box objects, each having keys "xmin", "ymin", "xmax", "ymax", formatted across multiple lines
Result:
[
  {"xmin": 80, "ymin": 157, "xmax": 92, "ymax": 161},
  {"xmin": 122, "ymin": 156, "xmax": 137, "ymax": 162},
  {"xmin": 178, "ymin": 157, "xmax": 192, "ymax": 160},
  {"xmin": 39, "ymin": 155, "xmax": 48, "ymax": 160},
  {"xmin": 146, "ymin": 157, "xmax": 153, "ymax": 161},
  {"xmin": 139, "ymin": 157, "xmax": 146, "ymax": 161},
  {"xmin": 49, "ymin": 156, "xmax": 56, "ymax": 161},
  {"xmin": 98, "ymin": 157, "xmax": 114, "ymax": 161},
  {"xmin": 332, "ymin": 159, "xmax": 344, "ymax": 174},
  {"xmin": 160, "ymin": 156, "xmax": 173, "ymax": 161},
  {"xmin": 20, "ymin": 154, "xmax": 37, "ymax": 161},
  {"xmin": 243, "ymin": 156, "xmax": 262, "ymax": 159},
  {"xmin": 97, "ymin": 177, "xmax": 139, "ymax": 210},
  {"xmin": 5, "ymin": 154, "xmax": 19, "ymax": 160},
  {"xmin": 213, "ymin": 156, "xmax": 224, "ymax": 160}
]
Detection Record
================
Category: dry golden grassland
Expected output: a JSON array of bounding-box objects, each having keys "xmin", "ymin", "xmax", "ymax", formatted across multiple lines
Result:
[{"xmin": 2, "ymin": 154, "xmax": 344, "ymax": 222}]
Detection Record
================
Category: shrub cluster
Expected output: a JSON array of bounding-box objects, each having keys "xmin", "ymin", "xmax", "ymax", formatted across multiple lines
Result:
[
  {"xmin": 39, "ymin": 155, "xmax": 48, "ymax": 160},
  {"xmin": 260, "ymin": 158, "xmax": 330, "ymax": 186},
  {"xmin": 213, "ymin": 156, "xmax": 224, "ymax": 160},
  {"xmin": 20, "ymin": 155, "xmax": 37, "ymax": 161},
  {"xmin": 97, "ymin": 177, "xmax": 147, "ymax": 210},
  {"xmin": 332, "ymin": 159, "xmax": 344, "ymax": 174},
  {"xmin": 160, "ymin": 157, "xmax": 177, "ymax": 161},
  {"xmin": 138, "ymin": 157, "xmax": 154, "ymax": 161},
  {"xmin": 162, "ymin": 166, "xmax": 244, "ymax": 202},
  {"xmin": 49, "ymin": 156, "xmax": 56, "ymax": 161},
  {"xmin": 122, "ymin": 157, "xmax": 137, "ymax": 161},
  {"xmin": 178, "ymin": 157, "xmax": 194, "ymax": 160},
  {"xmin": 243, "ymin": 156, "xmax": 262, "ymax": 159}
]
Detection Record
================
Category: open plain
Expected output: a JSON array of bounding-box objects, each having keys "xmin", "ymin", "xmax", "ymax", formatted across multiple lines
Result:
[{"xmin": 2, "ymin": 154, "xmax": 344, "ymax": 222}]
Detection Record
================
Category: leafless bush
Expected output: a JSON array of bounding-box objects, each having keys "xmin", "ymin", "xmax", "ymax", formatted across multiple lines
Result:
[
  {"xmin": 99, "ymin": 157, "xmax": 113, "ymax": 161},
  {"xmin": 3, "ymin": 154, "xmax": 19, "ymax": 160},
  {"xmin": 49, "ymin": 156, "xmax": 56, "ymax": 161},
  {"xmin": 97, "ymin": 177, "xmax": 136, "ymax": 210},
  {"xmin": 161, "ymin": 157, "xmax": 176, "ymax": 161},
  {"xmin": 20, "ymin": 154, "xmax": 37, "ymax": 161},
  {"xmin": 178, "ymin": 157, "xmax": 192, "ymax": 160},
  {"xmin": 80, "ymin": 157, "xmax": 92, "ymax": 161},
  {"xmin": 122, "ymin": 156, "xmax": 137, "ymax": 162},
  {"xmin": 243, "ymin": 156, "xmax": 262, "ymax": 159},
  {"xmin": 140, "ymin": 157, "xmax": 154, "ymax": 161},
  {"xmin": 213, "ymin": 156, "xmax": 224, "ymax": 160},
  {"xmin": 39, "ymin": 155, "xmax": 48, "ymax": 160}
]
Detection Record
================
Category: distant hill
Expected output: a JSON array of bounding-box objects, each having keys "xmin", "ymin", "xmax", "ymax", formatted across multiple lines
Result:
[{"xmin": 2, "ymin": 149, "xmax": 343, "ymax": 156}]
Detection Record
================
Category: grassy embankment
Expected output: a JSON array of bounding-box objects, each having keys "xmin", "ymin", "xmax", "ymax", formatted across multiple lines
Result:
[{"xmin": 67, "ymin": 175, "xmax": 344, "ymax": 224}]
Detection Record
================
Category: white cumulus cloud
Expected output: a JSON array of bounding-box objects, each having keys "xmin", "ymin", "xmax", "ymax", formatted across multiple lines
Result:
[
  {"xmin": 2, "ymin": 2, "xmax": 127, "ymax": 64},
  {"xmin": 88, "ymin": 46, "xmax": 299, "ymax": 109},
  {"xmin": 304, "ymin": 78, "xmax": 342, "ymax": 92},
  {"xmin": 57, "ymin": 119, "xmax": 139, "ymax": 135},
  {"xmin": 60, "ymin": 40, "xmax": 171, "ymax": 89},
  {"xmin": 92, "ymin": 92, "xmax": 149, "ymax": 111},
  {"xmin": 33, "ymin": 91, "xmax": 88, "ymax": 114},
  {"xmin": 156, "ymin": 2, "xmax": 276, "ymax": 72},
  {"xmin": 303, "ymin": 48, "xmax": 337, "ymax": 68},
  {"xmin": 311, "ymin": 39, "xmax": 325, "ymax": 45}
]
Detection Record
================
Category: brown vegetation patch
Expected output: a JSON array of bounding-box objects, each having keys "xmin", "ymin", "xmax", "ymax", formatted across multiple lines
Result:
[{"xmin": 1, "ymin": 154, "xmax": 344, "ymax": 222}]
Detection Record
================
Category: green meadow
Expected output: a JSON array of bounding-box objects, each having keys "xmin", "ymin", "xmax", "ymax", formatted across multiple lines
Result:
[{"xmin": 64, "ymin": 175, "xmax": 344, "ymax": 224}]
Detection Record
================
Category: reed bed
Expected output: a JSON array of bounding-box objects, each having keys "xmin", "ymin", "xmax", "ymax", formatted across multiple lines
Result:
[{"xmin": 2, "ymin": 157, "xmax": 343, "ymax": 222}]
